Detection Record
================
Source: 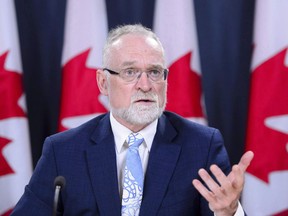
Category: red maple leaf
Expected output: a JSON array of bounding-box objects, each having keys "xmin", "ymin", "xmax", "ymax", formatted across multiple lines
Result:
[
  {"xmin": 58, "ymin": 49, "xmax": 107, "ymax": 131},
  {"xmin": 246, "ymin": 48, "xmax": 288, "ymax": 182},
  {"xmin": 274, "ymin": 209, "xmax": 288, "ymax": 216},
  {"xmin": 166, "ymin": 51, "xmax": 204, "ymax": 118},
  {"xmin": 0, "ymin": 51, "xmax": 25, "ymax": 119},
  {"xmin": 0, "ymin": 137, "xmax": 14, "ymax": 176},
  {"xmin": 0, "ymin": 50, "xmax": 24, "ymax": 177},
  {"xmin": 1, "ymin": 208, "xmax": 13, "ymax": 216}
]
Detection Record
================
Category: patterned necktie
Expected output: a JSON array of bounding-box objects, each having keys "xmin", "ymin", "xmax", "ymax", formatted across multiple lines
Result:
[{"xmin": 121, "ymin": 133, "xmax": 144, "ymax": 216}]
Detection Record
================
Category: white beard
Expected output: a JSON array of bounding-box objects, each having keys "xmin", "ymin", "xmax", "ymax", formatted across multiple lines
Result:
[{"xmin": 110, "ymin": 91, "xmax": 166, "ymax": 126}]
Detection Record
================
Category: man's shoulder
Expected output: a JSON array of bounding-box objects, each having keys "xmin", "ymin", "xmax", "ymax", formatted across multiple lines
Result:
[
  {"xmin": 163, "ymin": 111, "xmax": 211, "ymax": 129},
  {"xmin": 49, "ymin": 113, "xmax": 109, "ymax": 143},
  {"xmin": 162, "ymin": 111, "xmax": 218, "ymax": 137}
]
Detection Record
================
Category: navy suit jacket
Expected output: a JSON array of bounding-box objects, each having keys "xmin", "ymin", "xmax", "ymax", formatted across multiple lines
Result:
[{"xmin": 12, "ymin": 111, "xmax": 231, "ymax": 215}]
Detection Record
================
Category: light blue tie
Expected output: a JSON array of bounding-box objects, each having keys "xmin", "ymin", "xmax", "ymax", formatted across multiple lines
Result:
[{"xmin": 121, "ymin": 133, "xmax": 144, "ymax": 216}]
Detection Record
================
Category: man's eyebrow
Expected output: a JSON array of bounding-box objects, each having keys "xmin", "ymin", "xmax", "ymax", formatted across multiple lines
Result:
[
  {"xmin": 146, "ymin": 64, "xmax": 164, "ymax": 70},
  {"xmin": 149, "ymin": 64, "xmax": 163, "ymax": 68},
  {"xmin": 121, "ymin": 61, "xmax": 137, "ymax": 67},
  {"xmin": 120, "ymin": 62, "xmax": 164, "ymax": 69}
]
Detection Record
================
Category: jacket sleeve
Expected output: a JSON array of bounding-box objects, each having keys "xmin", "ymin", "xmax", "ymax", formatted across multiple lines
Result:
[
  {"xmin": 200, "ymin": 128, "xmax": 231, "ymax": 215},
  {"xmin": 11, "ymin": 137, "xmax": 58, "ymax": 216}
]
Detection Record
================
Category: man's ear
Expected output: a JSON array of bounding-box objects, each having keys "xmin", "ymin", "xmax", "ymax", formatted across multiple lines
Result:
[{"xmin": 96, "ymin": 69, "xmax": 108, "ymax": 96}]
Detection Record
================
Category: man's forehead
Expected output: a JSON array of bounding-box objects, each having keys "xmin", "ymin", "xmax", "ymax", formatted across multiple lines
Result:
[
  {"xmin": 111, "ymin": 34, "xmax": 160, "ymax": 49},
  {"xmin": 108, "ymin": 34, "xmax": 165, "ymax": 67}
]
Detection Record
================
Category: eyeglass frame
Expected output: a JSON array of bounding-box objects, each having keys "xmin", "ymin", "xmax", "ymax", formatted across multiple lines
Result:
[{"xmin": 103, "ymin": 67, "xmax": 169, "ymax": 83}]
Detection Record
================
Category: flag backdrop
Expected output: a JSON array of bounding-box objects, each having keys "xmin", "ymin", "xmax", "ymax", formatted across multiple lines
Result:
[
  {"xmin": 14, "ymin": 0, "xmax": 66, "ymax": 166},
  {"xmin": 13, "ymin": 0, "xmax": 254, "ymax": 166},
  {"xmin": 154, "ymin": 0, "xmax": 206, "ymax": 125},
  {"xmin": 242, "ymin": 0, "xmax": 288, "ymax": 215},
  {"xmin": 2, "ymin": 0, "xmax": 271, "ymax": 212},
  {"xmin": 0, "ymin": 0, "xmax": 33, "ymax": 215},
  {"xmin": 58, "ymin": 0, "xmax": 108, "ymax": 131},
  {"xmin": 194, "ymin": 0, "xmax": 254, "ymax": 164}
]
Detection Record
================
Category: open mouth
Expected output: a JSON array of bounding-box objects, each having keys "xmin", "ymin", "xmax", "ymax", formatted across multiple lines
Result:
[{"xmin": 134, "ymin": 99, "xmax": 155, "ymax": 104}]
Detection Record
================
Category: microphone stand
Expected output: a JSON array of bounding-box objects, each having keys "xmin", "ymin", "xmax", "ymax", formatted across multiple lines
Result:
[{"xmin": 53, "ymin": 176, "xmax": 66, "ymax": 216}]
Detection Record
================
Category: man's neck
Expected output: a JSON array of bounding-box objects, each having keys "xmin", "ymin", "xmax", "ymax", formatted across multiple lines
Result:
[{"xmin": 112, "ymin": 113, "xmax": 150, "ymax": 132}]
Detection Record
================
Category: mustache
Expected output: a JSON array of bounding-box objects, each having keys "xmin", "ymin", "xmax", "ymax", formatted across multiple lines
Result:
[{"xmin": 131, "ymin": 91, "xmax": 158, "ymax": 102}]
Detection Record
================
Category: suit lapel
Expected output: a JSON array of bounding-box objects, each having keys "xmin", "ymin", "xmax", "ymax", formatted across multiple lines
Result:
[
  {"xmin": 85, "ymin": 114, "xmax": 121, "ymax": 216},
  {"xmin": 140, "ymin": 114, "xmax": 181, "ymax": 216}
]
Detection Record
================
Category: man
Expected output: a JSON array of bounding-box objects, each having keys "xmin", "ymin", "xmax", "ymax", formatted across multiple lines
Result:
[{"xmin": 12, "ymin": 24, "xmax": 253, "ymax": 215}]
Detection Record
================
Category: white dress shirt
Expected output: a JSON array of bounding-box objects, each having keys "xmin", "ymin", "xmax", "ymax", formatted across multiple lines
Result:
[
  {"xmin": 110, "ymin": 113, "xmax": 157, "ymax": 196},
  {"xmin": 109, "ymin": 113, "xmax": 244, "ymax": 216}
]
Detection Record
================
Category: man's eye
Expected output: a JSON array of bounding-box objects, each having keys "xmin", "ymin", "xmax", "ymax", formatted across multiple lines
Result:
[
  {"xmin": 123, "ymin": 69, "xmax": 136, "ymax": 77},
  {"xmin": 149, "ymin": 70, "xmax": 161, "ymax": 77}
]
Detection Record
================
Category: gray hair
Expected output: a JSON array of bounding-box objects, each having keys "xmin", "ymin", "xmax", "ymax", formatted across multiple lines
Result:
[{"xmin": 102, "ymin": 24, "xmax": 165, "ymax": 67}]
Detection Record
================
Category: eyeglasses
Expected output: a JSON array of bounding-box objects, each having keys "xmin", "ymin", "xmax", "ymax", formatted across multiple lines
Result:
[{"xmin": 103, "ymin": 67, "xmax": 168, "ymax": 83}]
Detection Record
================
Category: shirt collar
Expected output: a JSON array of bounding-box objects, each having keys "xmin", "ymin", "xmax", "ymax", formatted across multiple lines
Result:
[{"xmin": 110, "ymin": 113, "xmax": 158, "ymax": 153}]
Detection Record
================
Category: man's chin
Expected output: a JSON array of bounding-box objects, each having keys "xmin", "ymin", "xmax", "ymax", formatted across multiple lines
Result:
[{"xmin": 112, "ymin": 106, "xmax": 163, "ymax": 125}]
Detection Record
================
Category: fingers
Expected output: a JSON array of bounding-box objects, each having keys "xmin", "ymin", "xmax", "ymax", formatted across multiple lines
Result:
[
  {"xmin": 199, "ymin": 168, "xmax": 222, "ymax": 197},
  {"xmin": 192, "ymin": 167, "xmax": 239, "ymax": 213},
  {"xmin": 237, "ymin": 151, "xmax": 254, "ymax": 172},
  {"xmin": 228, "ymin": 151, "xmax": 254, "ymax": 187},
  {"xmin": 192, "ymin": 167, "xmax": 229, "ymax": 202},
  {"xmin": 194, "ymin": 151, "xmax": 254, "ymax": 192},
  {"xmin": 229, "ymin": 165, "xmax": 243, "ymax": 189},
  {"xmin": 210, "ymin": 165, "xmax": 232, "ymax": 194},
  {"xmin": 192, "ymin": 176, "xmax": 217, "ymax": 204},
  {"xmin": 192, "ymin": 151, "xmax": 254, "ymax": 214}
]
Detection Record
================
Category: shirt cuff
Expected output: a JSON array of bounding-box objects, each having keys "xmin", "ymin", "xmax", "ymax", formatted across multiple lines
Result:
[
  {"xmin": 214, "ymin": 201, "xmax": 244, "ymax": 216},
  {"xmin": 233, "ymin": 201, "xmax": 244, "ymax": 216}
]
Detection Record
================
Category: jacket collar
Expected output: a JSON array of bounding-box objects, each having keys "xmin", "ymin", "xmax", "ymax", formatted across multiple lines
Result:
[{"xmin": 86, "ymin": 113, "xmax": 181, "ymax": 215}]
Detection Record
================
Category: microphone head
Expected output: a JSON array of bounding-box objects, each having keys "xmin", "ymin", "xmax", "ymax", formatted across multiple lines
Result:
[{"xmin": 54, "ymin": 176, "xmax": 66, "ymax": 188}]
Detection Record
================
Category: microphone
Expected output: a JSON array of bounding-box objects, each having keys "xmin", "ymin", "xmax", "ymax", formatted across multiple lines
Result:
[{"xmin": 53, "ymin": 176, "xmax": 66, "ymax": 216}]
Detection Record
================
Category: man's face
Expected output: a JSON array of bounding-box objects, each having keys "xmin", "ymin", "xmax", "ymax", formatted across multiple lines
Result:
[{"xmin": 97, "ymin": 34, "xmax": 167, "ymax": 131}]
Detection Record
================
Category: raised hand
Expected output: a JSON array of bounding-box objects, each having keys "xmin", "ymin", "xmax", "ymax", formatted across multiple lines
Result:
[{"xmin": 192, "ymin": 151, "xmax": 254, "ymax": 216}]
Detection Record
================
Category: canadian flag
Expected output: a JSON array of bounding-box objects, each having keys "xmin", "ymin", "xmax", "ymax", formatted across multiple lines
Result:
[
  {"xmin": 242, "ymin": 0, "xmax": 288, "ymax": 215},
  {"xmin": 58, "ymin": 0, "xmax": 108, "ymax": 131},
  {"xmin": 0, "ymin": 0, "xmax": 33, "ymax": 215},
  {"xmin": 153, "ymin": 0, "xmax": 206, "ymax": 124}
]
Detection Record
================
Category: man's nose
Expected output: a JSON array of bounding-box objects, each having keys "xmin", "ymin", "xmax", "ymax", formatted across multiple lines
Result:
[{"xmin": 135, "ymin": 72, "xmax": 152, "ymax": 91}]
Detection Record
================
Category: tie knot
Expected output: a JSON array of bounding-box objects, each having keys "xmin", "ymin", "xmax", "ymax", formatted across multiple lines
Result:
[{"xmin": 127, "ymin": 133, "xmax": 144, "ymax": 148}]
